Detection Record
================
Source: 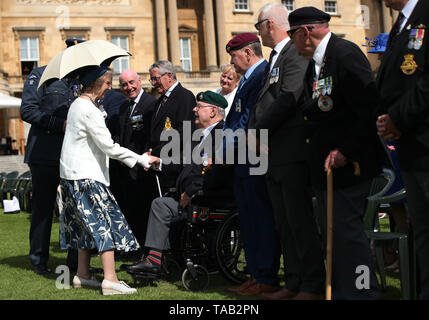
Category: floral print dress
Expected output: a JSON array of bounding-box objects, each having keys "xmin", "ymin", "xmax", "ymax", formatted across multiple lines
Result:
[{"xmin": 59, "ymin": 179, "xmax": 140, "ymax": 253}]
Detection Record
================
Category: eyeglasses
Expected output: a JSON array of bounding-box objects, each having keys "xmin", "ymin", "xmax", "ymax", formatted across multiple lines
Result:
[
  {"xmin": 287, "ymin": 26, "xmax": 315, "ymax": 39},
  {"xmin": 254, "ymin": 18, "xmax": 269, "ymax": 31},
  {"xmin": 195, "ymin": 104, "xmax": 215, "ymax": 110},
  {"xmin": 149, "ymin": 72, "xmax": 168, "ymax": 83}
]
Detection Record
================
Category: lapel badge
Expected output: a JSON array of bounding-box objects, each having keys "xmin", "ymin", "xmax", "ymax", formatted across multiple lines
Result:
[
  {"xmin": 164, "ymin": 117, "xmax": 172, "ymax": 130},
  {"xmin": 401, "ymin": 54, "xmax": 418, "ymax": 75}
]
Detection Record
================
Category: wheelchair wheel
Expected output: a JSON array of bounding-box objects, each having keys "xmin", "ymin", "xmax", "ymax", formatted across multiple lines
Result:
[
  {"xmin": 214, "ymin": 212, "xmax": 248, "ymax": 284},
  {"xmin": 182, "ymin": 264, "xmax": 209, "ymax": 292},
  {"xmin": 161, "ymin": 257, "xmax": 182, "ymax": 282}
]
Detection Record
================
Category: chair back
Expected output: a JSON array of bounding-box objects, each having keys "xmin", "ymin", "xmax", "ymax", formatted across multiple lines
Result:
[{"xmin": 363, "ymin": 168, "xmax": 395, "ymax": 231}]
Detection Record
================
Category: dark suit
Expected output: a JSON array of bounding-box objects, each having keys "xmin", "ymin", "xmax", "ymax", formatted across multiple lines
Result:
[
  {"xmin": 376, "ymin": 0, "xmax": 429, "ymax": 299},
  {"xmin": 299, "ymin": 33, "xmax": 383, "ymax": 299},
  {"xmin": 110, "ymin": 90, "xmax": 157, "ymax": 245},
  {"xmin": 147, "ymin": 82, "xmax": 196, "ymax": 190},
  {"xmin": 251, "ymin": 40, "xmax": 325, "ymax": 295},
  {"xmin": 144, "ymin": 121, "xmax": 225, "ymax": 251},
  {"xmin": 224, "ymin": 59, "xmax": 281, "ymax": 287},
  {"xmin": 20, "ymin": 66, "xmax": 78, "ymax": 268}
]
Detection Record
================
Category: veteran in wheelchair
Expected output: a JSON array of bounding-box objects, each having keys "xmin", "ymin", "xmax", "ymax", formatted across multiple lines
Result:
[{"xmin": 123, "ymin": 91, "xmax": 241, "ymax": 290}]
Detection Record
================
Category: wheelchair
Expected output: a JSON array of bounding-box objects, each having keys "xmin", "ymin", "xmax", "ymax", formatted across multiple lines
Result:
[{"xmin": 127, "ymin": 188, "xmax": 248, "ymax": 292}]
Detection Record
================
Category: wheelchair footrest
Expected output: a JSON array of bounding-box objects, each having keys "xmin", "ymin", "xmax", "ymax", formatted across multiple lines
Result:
[{"xmin": 127, "ymin": 271, "xmax": 161, "ymax": 280}]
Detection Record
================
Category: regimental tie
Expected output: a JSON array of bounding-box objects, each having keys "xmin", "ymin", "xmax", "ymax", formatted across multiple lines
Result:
[
  {"xmin": 386, "ymin": 12, "xmax": 405, "ymax": 51},
  {"xmin": 156, "ymin": 95, "xmax": 168, "ymax": 118},
  {"xmin": 127, "ymin": 99, "xmax": 135, "ymax": 118},
  {"xmin": 262, "ymin": 49, "xmax": 277, "ymax": 85}
]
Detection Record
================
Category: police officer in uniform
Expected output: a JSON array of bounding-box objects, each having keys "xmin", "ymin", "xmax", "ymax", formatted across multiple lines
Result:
[
  {"xmin": 20, "ymin": 38, "xmax": 83, "ymax": 274},
  {"xmin": 288, "ymin": 7, "xmax": 383, "ymax": 299},
  {"xmin": 376, "ymin": 0, "xmax": 429, "ymax": 300}
]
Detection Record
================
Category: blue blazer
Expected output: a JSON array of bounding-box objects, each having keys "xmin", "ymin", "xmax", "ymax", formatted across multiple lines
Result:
[{"xmin": 224, "ymin": 59, "xmax": 267, "ymax": 177}]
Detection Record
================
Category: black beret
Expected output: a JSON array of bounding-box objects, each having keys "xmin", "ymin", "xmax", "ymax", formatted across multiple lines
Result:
[
  {"xmin": 226, "ymin": 33, "xmax": 260, "ymax": 53},
  {"xmin": 289, "ymin": 6, "xmax": 331, "ymax": 27},
  {"xmin": 66, "ymin": 38, "xmax": 86, "ymax": 48},
  {"xmin": 196, "ymin": 91, "xmax": 228, "ymax": 109}
]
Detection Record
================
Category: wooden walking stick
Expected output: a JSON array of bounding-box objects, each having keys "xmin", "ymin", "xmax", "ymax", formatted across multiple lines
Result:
[{"xmin": 326, "ymin": 167, "xmax": 333, "ymax": 300}]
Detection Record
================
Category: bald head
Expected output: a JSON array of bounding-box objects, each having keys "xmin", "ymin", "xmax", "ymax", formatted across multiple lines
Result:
[{"xmin": 119, "ymin": 69, "xmax": 142, "ymax": 100}]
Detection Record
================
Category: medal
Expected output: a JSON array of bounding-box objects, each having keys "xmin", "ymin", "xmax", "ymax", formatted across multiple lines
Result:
[
  {"xmin": 164, "ymin": 117, "xmax": 172, "ymax": 130},
  {"xmin": 269, "ymin": 67, "xmax": 279, "ymax": 84},
  {"xmin": 235, "ymin": 99, "xmax": 242, "ymax": 112},
  {"xmin": 401, "ymin": 54, "xmax": 418, "ymax": 75},
  {"xmin": 318, "ymin": 96, "xmax": 334, "ymax": 112},
  {"xmin": 415, "ymin": 29, "xmax": 424, "ymax": 50}
]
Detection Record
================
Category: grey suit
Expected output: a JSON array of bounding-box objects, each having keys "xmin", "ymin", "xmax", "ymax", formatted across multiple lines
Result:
[{"xmin": 250, "ymin": 40, "xmax": 325, "ymax": 295}]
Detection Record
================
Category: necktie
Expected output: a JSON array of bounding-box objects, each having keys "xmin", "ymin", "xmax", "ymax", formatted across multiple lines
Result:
[
  {"xmin": 127, "ymin": 99, "xmax": 135, "ymax": 118},
  {"xmin": 237, "ymin": 76, "xmax": 246, "ymax": 93},
  {"xmin": 262, "ymin": 49, "xmax": 277, "ymax": 85},
  {"xmin": 156, "ymin": 95, "xmax": 168, "ymax": 117},
  {"xmin": 306, "ymin": 59, "xmax": 316, "ymax": 93},
  {"xmin": 386, "ymin": 12, "xmax": 405, "ymax": 51}
]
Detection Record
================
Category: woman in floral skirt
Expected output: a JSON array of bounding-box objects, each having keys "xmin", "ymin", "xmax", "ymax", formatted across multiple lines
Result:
[{"xmin": 59, "ymin": 66, "xmax": 159, "ymax": 295}]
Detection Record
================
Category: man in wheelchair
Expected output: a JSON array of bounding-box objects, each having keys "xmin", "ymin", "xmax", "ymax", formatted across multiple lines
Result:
[{"xmin": 125, "ymin": 91, "xmax": 229, "ymax": 276}]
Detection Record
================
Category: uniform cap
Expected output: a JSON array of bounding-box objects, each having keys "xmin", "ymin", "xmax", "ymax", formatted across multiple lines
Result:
[
  {"xmin": 196, "ymin": 91, "xmax": 228, "ymax": 109},
  {"xmin": 226, "ymin": 33, "xmax": 260, "ymax": 53},
  {"xmin": 65, "ymin": 38, "xmax": 86, "ymax": 48},
  {"xmin": 288, "ymin": 6, "xmax": 331, "ymax": 27}
]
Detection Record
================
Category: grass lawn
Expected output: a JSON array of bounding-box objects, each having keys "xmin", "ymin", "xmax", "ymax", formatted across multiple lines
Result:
[{"xmin": 0, "ymin": 210, "xmax": 402, "ymax": 300}]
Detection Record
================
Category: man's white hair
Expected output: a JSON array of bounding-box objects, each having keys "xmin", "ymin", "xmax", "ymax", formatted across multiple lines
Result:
[{"xmin": 259, "ymin": 2, "xmax": 290, "ymax": 30}]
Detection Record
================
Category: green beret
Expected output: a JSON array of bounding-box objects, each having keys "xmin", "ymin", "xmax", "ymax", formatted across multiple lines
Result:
[{"xmin": 196, "ymin": 91, "xmax": 228, "ymax": 109}]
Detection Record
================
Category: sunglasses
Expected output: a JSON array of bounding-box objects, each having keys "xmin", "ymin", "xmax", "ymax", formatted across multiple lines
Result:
[
  {"xmin": 254, "ymin": 18, "xmax": 269, "ymax": 31},
  {"xmin": 287, "ymin": 26, "xmax": 315, "ymax": 39}
]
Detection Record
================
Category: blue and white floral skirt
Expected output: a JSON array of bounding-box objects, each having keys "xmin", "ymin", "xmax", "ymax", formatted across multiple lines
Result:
[{"xmin": 59, "ymin": 179, "xmax": 140, "ymax": 253}]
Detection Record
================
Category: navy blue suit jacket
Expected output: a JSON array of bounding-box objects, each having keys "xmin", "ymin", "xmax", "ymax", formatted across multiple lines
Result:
[{"xmin": 224, "ymin": 59, "xmax": 267, "ymax": 177}]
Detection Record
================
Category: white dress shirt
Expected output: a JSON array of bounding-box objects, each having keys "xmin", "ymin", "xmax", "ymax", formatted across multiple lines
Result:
[
  {"xmin": 313, "ymin": 32, "xmax": 332, "ymax": 81},
  {"xmin": 60, "ymin": 97, "xmax": 150, "ymax": 186},
  {"xmin": 270, "ymin": 37, "xmax": 291, "ymax": 72},
  {"xmin": 399, "ymin": 0, "xmax": 419, "ymax": 33}
]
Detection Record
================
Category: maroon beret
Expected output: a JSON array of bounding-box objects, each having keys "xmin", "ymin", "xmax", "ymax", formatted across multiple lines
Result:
[{"xmin": 226, "ymin": 33, "xmax": 260, "ymax": 53}]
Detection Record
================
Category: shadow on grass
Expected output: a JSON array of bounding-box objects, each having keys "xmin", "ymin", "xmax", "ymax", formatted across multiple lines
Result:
[{"xmin": 0, "ymin": 254, "xmax": 70, "ymax": 280}]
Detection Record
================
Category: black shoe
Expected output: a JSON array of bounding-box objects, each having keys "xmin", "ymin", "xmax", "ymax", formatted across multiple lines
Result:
[
  {"xmin": 34, "ymin": 264, "xmax": 52, "ymax": 275},
  {"xmin": 126, "ymin": 260, "xmax": 161, "ymax": 275}
]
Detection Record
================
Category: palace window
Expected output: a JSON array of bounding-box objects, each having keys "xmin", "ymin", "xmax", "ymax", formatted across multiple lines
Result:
[
  {"xmin": 179, "ymin": 38, "xmax": 192, "ymax": 71},
  {"xmin": 282, "ymin": 0, "xmax": 295, "ymax": 11},
  {"xmin": 20, "ymin": 36, "xmax": 39, "ymax": 75},
  {"xmin": 111, "ymin": 35, "xmax": 130, "ymax": 74},
  {"xmin": 325, "ymin": 1, "xmax": 338, "ymax": 14},
  {"xmin": 235, "ymin": 0, "xmax": 249, "ymax": 12}
]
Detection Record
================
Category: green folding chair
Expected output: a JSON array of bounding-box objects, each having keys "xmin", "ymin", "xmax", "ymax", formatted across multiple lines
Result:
[{"xmin": 363, "ymin": 169, "xmax": 415, "ymax": 300}]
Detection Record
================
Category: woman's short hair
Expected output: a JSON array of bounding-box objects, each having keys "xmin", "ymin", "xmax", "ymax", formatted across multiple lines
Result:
[{"xmin": 220, "ymin": 64, "xmax": 241, "ymax": 81}]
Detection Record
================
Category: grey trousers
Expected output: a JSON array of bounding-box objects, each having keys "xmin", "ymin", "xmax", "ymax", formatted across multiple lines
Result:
[{"xmin": 144, "ymin": 197, "xmax": 182, "ymax": 251}]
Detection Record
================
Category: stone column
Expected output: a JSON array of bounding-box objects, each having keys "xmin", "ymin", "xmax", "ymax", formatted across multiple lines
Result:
[
  {"xmin": 155, "ymin": 0, "xmax": 169, "ymax": 61},
  {"xmin": 381, "ymin": 2, "xmax": 393, "ymax": 33},
  {"xmin": 215, "ymin": 0, "xmax": 228, "ymax": 66},
  {"xmin": 204, "ymin": 0, "xmax": 218, "ymax": 71},
  {"xmin": 168, "ymin": 0, "xmax": 181, "ymax": 70}
]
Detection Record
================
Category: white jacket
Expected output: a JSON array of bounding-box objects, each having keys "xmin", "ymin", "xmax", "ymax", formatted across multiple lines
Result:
[{"xmin": 60, "ymin": 97, "xmax": 150, "ymax": 186}]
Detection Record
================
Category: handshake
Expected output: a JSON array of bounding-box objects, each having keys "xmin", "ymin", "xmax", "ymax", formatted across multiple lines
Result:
[{"xmin": 137, "ymin": 150, "xmax": 161, "ymax": 171}]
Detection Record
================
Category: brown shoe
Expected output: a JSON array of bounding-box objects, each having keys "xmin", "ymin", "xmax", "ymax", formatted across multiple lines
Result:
[
  {"xmin": 236, "ymin": 283, "xmax": 279, "ymax": 296},
  {"xmin": 260, "ymin": 287, "xmax": 298, "ymax": 300},
  {"xmin": 288, "ymin": 292, "xmax": 324, "ymax": 300},
  {"xmin": 227, "ymin": 277, "xmax": 256, "ymax": 293}
]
